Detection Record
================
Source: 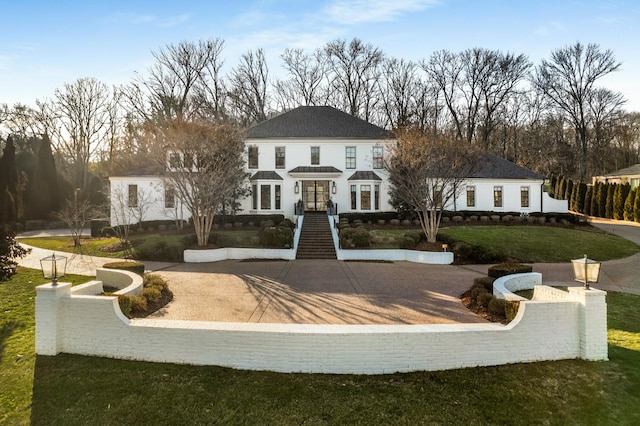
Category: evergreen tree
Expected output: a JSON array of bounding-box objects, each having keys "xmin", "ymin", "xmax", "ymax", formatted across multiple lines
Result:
[
  {"xmin": 598, "ymin": 183, "xmax": 608, "ymax": 218},
  {"xmin": 613, "ymin": 184, "xmax": 623, "ymax": 220},
  {"xmin": 605, "ymin": 183, "xmax": 616, "ymax": 219},
  {"xmin": 564, "ymin": 179, "xmax": 574, "ymax": 201},
  {"xmin": 577, "ymin": 182, "xmax": 587, "ymax": 214},
  {"xmin": 624, "ymin": 188, "xmax": 636, "ymax": 221},
  {"xmin": 584, "ymin": 184, "xmax": 593, "ymax": 216},
  {"xmin": 635, "ymin": 187, "xmax": 640, "ymax": 223},
  {"xmin": 569, "ymin": 181, "xmax": 578, "ymax": 211},
  {"xmin": 28, "ymin": 134, "xmax": 61, "ymax": 220},
  {"xmin": 555, "ymin": 176, "xmax": 564, "ymax": 199},
  {"xmin": 590, "ymin": 183, "xmax": 600, "ymax": 217},
  {"xmin": 0, "ymin": 137, "xmax": 19, "ymax": 224},
  {"xmin": 549, "ymin": 176, "xmax": 557, "ymax": 196}
]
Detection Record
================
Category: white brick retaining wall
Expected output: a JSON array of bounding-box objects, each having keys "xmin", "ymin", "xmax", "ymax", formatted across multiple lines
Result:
[{"xmin": 35, "ymin": 279, "xmax": 607, "ymax": 374}]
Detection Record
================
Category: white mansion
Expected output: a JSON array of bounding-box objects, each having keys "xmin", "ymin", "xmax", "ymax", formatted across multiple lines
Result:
[{"xmin": 109, "ymin": 106, "xmax": 566, "ymax": 225}]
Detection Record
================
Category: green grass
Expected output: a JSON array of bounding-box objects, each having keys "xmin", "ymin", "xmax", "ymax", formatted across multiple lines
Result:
[
  {"xmin": 18, "ymin": 237, "xmax": 129, "ymax": 258},
  {"xmin": 439, "ymin": 226, "xmax": 640, "ymax": 262},
  {"xmin": 2, "ymin": 267, "xmax": 640, "ymax": 424},
  {"xmin": 0, "ymin": 268, "xmax": 91, "ymax": 425}
]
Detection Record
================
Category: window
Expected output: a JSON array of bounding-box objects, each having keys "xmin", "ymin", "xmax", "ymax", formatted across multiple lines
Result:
[
  {"xmin": 372, "ymin": 146, "xmax": 383, "ymax": 169},
  {"xmin": 260, "ymin": 185, "xmax": 271, "ymax": 209},
  {"xmin": 275, "ymin": 185, "xmax": 281, "ymax": 210},
  {"xmin": 252, "ymin": 184, "xmax": 258, "ymax": 210},
  {"xmin": 168, "ymin": 152, "xmax": 181, "ymax": 170},
  {"xmin": 248, "ymin": 146, "xmax": 258, "ymax": 169},
  {"xmin": 128, "ymin": 184, "xmax": 138, "ymax": 208},
  {"xmin": 521, "ymin": 186, "xmax": 530, "ymax": 208},
  {"xmin": 346, "ymin": 147, "xmax": 356, "ymax": 169},
  {"xmin": 493, "ymin": 186, "xmax": 503, "ymax": 208},
  {"xmin": 350, "ymin": 185, "xmax": 357, "ymax": 209},
  {"xmin": 361, "ymin": 185, "xmax": 371, "ymax": 210},
  {"xmin": 311, "ymin": 146, "xmax": 320, "ymax": 165},
  {"xmin": 164, "ymin": 184, "xmax": 175, "ymax": 208},
  {"xmin": 374, "ymin": 185, "xmax": 380, "ymax": 210},
  {"xmin": 466, "ymin": 186, "xmax": 476, "ymax": 207},
  {"xmin": 275, "ymin": 147, "xmax": 285, "ymax": 169},
  {"xmin": 183, "ymin": 152, "xmax": 194, "ymax": 170},
  {"xmin": 434, "ymin": 187, "xmax": 443, "ymax": 209}
]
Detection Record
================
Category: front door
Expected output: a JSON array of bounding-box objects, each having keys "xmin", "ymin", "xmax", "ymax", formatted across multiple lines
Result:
[{"xmin": 302, "ymin": 180, "xmax": 330, "ymax": 211}]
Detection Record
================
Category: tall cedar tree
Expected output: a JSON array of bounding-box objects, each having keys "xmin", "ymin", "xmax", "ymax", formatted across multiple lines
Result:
[
  {"xmin": 605, "ymin": 183, "xmax": 616, "ymax": 219},
  {"xmin": 0, "ymin": 137, "xmax": 19, "ymax": 224},
  {"xmin": 28, "ymin": 134, "xmax": 61, "ymax": 220},
  {"xmin": 584, "ymin": 184, "xmax": 593, "ymax": 216},
  {"xmin": 564, "ymin": 179, "xmax": 574, "ymax": 201},
  {"xmin": 624, "ymin": 188, "xmax": 636, "ymax": 221},
  {"xmin": 598, "ymin": 183, "xmax": 608, "ymax": 218},
  {"xmin": 634, "ymin": 188, "xmax": 640, "ymax": 223},
  {"xmin": 577, "ymin": 182, "xmax": 587, "ymax": 214},
  {"xmin": 569, "ymin": 181, "xmax": 578, "ymax": 211}
]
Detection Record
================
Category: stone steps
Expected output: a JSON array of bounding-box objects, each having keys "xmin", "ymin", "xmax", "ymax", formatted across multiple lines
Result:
[{"xmin": 296, "ymin": 214, "xmax": 337, "ymax": 260}]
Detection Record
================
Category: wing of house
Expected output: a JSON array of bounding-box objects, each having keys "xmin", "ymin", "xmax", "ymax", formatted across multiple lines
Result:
[
  {"xmin": 592, "ymin": 164, "xmax": 640, "ymax": 189},
  {"xmin": 108, "ymin": 106, "xmax": 566, "ymax": 226}
]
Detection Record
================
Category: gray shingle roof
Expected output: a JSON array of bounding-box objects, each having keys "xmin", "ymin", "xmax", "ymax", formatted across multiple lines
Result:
[
  {"xmin": 601, "ymin": 164, "xmax": 640, "ymax": 177},
  {"xmin": 247, "ymin": 106, "xmax": 395, "ymax": 139},
  {"xmin": 471, "ymin": 154, "xmax": 546, "ymax": 180},
  {"xmin": 288, "ymin": 166, "xmax": 342, "ymax": 174},
  {"xmin": 250, "ymin": 171, "xmax": 283, "ymax": 180},
  {"xmin": 347, "ymin": 171, "xmax": 383, "ymax": 181}
]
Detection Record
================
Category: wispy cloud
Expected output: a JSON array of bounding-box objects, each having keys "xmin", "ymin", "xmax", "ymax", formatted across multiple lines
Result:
[
  {"xmin": 105, "ymin": 12, "xmax": 190, "ymax": 28},
  {"xmin": 158, "ymin": 14, "xmax": 191, "ymax": 28},
  {"xmin": 534, "ymin": 21, "xmax": 566, "ymax": 37},
  {"xmin": 324, "ymin": 0, "xmax": 441, "ymax": 25}
]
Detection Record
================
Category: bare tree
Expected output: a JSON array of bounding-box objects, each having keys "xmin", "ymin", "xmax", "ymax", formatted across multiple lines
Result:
[
  {"xmin": 378, "ymin": 58, "xmax": 421, "ymax": 129},
  {"xmin": 56, "ymin": 189, "xmax": 96, "ymax": 249},
  {"xmin": 533, "ymin": 42, "xmax": 624, "ymax": 181},
  {"xmin": 323, "ymin": 38, "xmax": 384, "ymax": 120},
  {"xmin": 37, "ymin": 78, "xmax": 119, "ymax": 191},
  {"xmin": 157, "ymin": 120, "xmax": 247, "ymax": 246},
  {"xmin": 386, "ymin": 128, "xmax": 480, "ymax": 242},
  {"xmin": 124, "ymin": 38, "xmax": 227, "ymax": 123},
  {"xmin": 228, "ymin": 48, "xmax": 270, "ymax": 125},
  {"xmin": 274, "ymin": 48, "xmax": 327, "ymax": 109}
]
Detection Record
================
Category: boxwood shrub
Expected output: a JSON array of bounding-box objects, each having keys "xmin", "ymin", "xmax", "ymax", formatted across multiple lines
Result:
[{"xmin": 488, "ymin": 263, "xmax": 533, "ymax": 278}]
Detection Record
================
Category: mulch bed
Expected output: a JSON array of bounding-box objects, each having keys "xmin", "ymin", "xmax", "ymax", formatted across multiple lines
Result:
[{"xmin": 460, "ymin": 289, "xmax": 511, "ymax": 325}]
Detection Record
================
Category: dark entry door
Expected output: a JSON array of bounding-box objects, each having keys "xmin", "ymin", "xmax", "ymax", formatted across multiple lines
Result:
[{"xmin": 302, "ymin": 180, "xmax": 329, "ymax": 211}]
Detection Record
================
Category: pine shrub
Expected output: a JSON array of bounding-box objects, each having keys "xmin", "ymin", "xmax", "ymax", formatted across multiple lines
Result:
[
  {"xmin": 488, "ymin": 297, "xmax": 507, "ymax": 316},
  {"xmin": 605, "ymin": 183, "xmax": 616, "ymax": 219},
  {"xmin": 634, "ymin": 188, "xmax": 640, "ymax": 222},
  {"xmin": 583, "ymin": 185, "xmax": 593, "ymax": 216},
  {"xmin": 141, "ymin": 287, "xmax": 162, "ymax": 304},
  {"xmin": 624, "ymin": 188, "xmax": 636, "ymax": 221}
]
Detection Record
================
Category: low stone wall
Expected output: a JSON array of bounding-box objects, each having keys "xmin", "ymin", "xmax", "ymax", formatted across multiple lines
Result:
[
  {"xmin": 184, "ymin": 216, "xmax": 303, "ymax": 263},
  {"xmin": 493, "ymin": 273, "xmax": 542, "ymax": 301},
  {"xmin": 35, "ymin": 281, "xmax": 608, "ymax": 374}
]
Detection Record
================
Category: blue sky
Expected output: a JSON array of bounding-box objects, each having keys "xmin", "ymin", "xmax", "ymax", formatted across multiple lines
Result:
[{"xmin": 2, "ymin": 0, "xmax": 640, "ymax": 110}]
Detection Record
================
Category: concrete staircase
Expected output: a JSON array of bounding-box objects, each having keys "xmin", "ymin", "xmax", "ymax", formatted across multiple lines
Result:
[{"xmin": 296, "ymin": 213, "xmax": 337, "ymax": 259}]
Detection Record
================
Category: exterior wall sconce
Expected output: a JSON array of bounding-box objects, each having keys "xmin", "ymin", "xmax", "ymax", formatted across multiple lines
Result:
[
  {"xmin": 332, "ymin": 181, "xmax": 337, "ymax": 194},
  {"xmin": 571, "ymin": 254, "xmax": 601, "ymax": 290},
  {"xmin": 294, "ymin": 181, "xmax": 299, "ymax": 194},
  {"xmin": 40, "ymin": 253, "xmax": 67, "ymax": 285}
]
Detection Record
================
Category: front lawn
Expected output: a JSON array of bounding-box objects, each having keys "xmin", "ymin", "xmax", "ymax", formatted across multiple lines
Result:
[
  {"xmin": 438, "ymin": 225, "xmax": 640, "ymax": 262},
  {"xmin": 2, "ymin": 267, "xmax": 640, "ymax": 424}
]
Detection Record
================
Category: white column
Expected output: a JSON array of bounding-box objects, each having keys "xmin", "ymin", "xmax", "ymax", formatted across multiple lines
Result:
[
  {"xmin": 569, "ymin": 287, "xmax": 608, "ymax": 361},
  {"xmin": 35, "ymin": 282, "xmax": 71, "ymax": 355}
]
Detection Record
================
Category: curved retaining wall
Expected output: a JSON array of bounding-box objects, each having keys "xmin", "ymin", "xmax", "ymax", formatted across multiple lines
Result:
[
  {"xmin": 69, "ymin": 268, "xmax": 143, "ymax": 297},
  {"xmin": 35, "ymin": 282, "xmax": 608, "ymax": 374},
  {"xmin": 493, "ymin": 273, "xmax": 542, "ymax": 301}
]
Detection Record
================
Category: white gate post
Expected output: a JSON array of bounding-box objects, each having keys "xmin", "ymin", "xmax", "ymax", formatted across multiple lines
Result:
[{"xmin": 35, "ymin": 282, "xmax": 71, "ymax": 355}]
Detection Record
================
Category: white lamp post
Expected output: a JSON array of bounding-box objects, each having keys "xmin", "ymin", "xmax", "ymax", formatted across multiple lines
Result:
[
  {"xmin": 40, "ymin": 253, "xmax": 67, "ymax": 285},
  {"xmin": 571, "ymin": 254, "xmax": 601, "ymax": 290}
]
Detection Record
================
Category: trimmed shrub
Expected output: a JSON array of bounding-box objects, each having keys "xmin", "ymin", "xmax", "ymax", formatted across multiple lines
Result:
[
  {"xmin": 144, "ymin": 273, "xmax": 167, "ymax": 292},
  {"xmin": 506, "ymin": 301, "xmax": 520, "ymax": 322},
  {"xmin": 340, "ymin": 227, "xmax": 371, "ymax": 248},
  {"xmin": 477, "ymin": 292, "xmax": 493, "ymax": 308},
  {"xmin": 473, "ymin": 276, "xmax": 495, "ymax": 292},
  {"xmin": 488, "ymin": 297, "xmax": 507, "ymax": 316},
  {"xmin": 135, "ymin": 236, "xmax": 185, "ymax": 262},
  {"xmin": 260, "ymin": 226, "xmax": 293, "ymax": 248},
  {"xmin": 403, "ymin": 231, "xmax": 422, "ymax": 245},
  {"xmin": 398, "ymin": 236, "xmax": 416, "ymax": 249},
  {"xmin": 488, "ymin": 263, "xmax": 533, "ymax": 278},
  {"xmin": 102, "ymin": 261, "xmax": 145, "ymax": 276},
  {"xmin": 624, "ymin": 188, "xmax": 636, "ymax": 221},
  {"xmin": 470, "ymin": 286, "xmax": 488, "ymax": 303},
  {"xmin": 141, "ymin": 287, "xmax": 162, "ymax": 304},
  {"xmin": 117, "ymin": 295, "xmax": 132, "ymax": 317},
  {"xmin": 130, "ymin": 295, "xmax": 147, "ymax": 313}
]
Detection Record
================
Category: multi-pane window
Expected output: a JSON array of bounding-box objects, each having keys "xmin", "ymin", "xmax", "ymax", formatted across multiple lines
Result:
[
  {"xmin": 248, "ymin": 146, "xmax": 258, "ymax": 169},
  {"xmin": 260, "ymin": 185, "xmax": 271, "ymax": 209},
  {"xmin": 372, "ymin": 146, "xmax": 383, "ymax": 169},
  {"xmin": 275, "ymin": 185, "xmax": 281, "ymax": 210},
  {"xmin": 374, "ymin": 185, "xmax": 380, "ymax": 210},
  {"xmin": 493, "ymin": 186, "xmax": 503, "ymax": 208},
  {"xmin": 521, "ymin": 186, "xmax": 530, "ymax": 208},
  {"xmin": 466, "ymin": 186, "xmax": 476, "ymax": 207},
  {"xmin": 164, "ymin": 184, "xmax": 175, "ymax": 208},
  {"xmin": 128, "ymin": 184, "xmax": 138, "ymax": 208},
  {"xmin": 252, "ymin": 184, "xmax": 258, "ymax": 210},
  {"xmin": 275, "ymin": 147, "xmax": 285, "ymax": 169},
  {"xmin": 346, "ymin": 147, "xmax": 356, "ymax": 169},
  {"xmin": 361, "ymin": 185, "xmax": 371, "ymax": 210},
  {"xmin": 183, "ymin": 153, "xmax": 194, "ymax": 170},
  {"xmin": 350, "ymin": 185, "xmax": 357, "ymax": 209},
  {"xmin": 311, "ymin": 146, "xmax": 320, "ymax": 165},
  {"xmin": 168, "ymin": 152, "xmax": 181, "ymax": 170}
]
